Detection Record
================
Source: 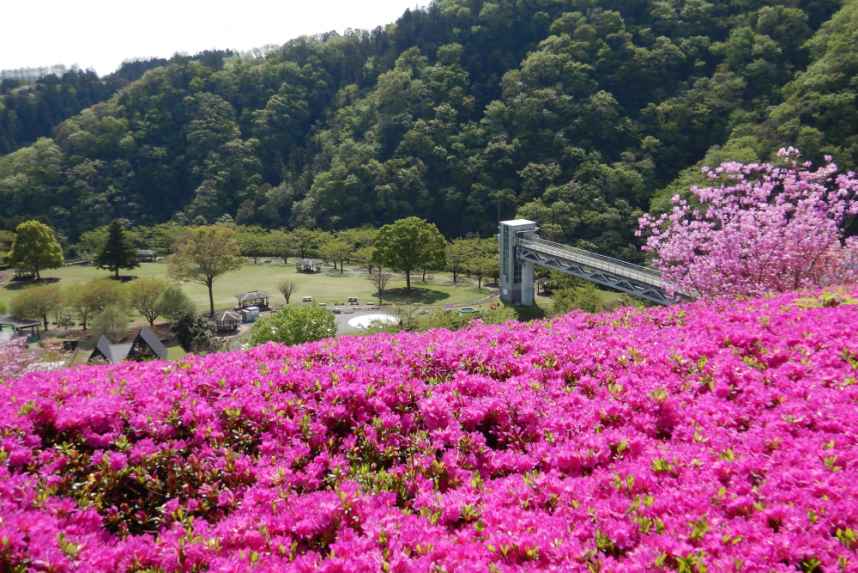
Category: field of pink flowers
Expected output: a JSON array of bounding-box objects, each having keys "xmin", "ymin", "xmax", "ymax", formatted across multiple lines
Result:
[{"xmin": 2, "ymin": 291, "xmax": 857, "ymax": 572}]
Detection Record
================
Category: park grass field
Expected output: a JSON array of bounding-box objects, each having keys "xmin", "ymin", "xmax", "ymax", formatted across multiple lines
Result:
[{"xmin": 0, "ymin": 261, "xmax": 492, "ymax": 316}]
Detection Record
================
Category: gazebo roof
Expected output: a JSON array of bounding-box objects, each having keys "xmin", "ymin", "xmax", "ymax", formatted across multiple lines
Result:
[
  {"xmin": 137, "ymin": 249, "xmax": 157, "ymax": 256},
  {"xmin": 234, "ymin": 291, "xmax": 273, "ymax": 302},
  {"xmin": 215, "ymin": 310, "xmax": 241, "ymax": 321},
  {"xmin": 0, "ymin": 314, "xmax": 40, "ymax": 329},
  {"xmin": 294, "ymin": 258, "xmax": 324, "ymax": 266}
]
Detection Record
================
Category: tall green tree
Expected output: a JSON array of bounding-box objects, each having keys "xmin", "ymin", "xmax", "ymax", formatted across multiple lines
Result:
[
  {"xmin": 93, "ymin": 220, "xmax": 140, "ymax": 279},
  {"xmin": 167, "ymin": 226, "xmax": 244, "ymax": 316},
  {"xmin": 374, "ymin": 217, "xmax": 447, "ymax": 292},
  {"xmin": 7, "ymin": 221, "xmax": 64, "ymax": 280}
]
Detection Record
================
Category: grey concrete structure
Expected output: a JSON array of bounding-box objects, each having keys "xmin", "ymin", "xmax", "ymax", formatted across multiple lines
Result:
[
  {"xmin": 498, "ymin": 219, "xmax": 679, "ymax": 306},
  {"xmin": 498, "ymin": 219, "xmax": 538, "ymax": 305}
]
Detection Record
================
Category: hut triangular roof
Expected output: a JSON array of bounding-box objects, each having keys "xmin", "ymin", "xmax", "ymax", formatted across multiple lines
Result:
[
  {"xmin": 89, "ymin": 336, "xmax": 133, "ymax": 364},
  {"xmin": 133, "ymin": 325, "xmax": 168, "ymax": 360}
]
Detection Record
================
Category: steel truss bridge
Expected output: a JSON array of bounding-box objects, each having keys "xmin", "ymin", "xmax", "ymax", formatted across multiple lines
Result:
[{"xmin": 515, "ymin": 236, "xmax": 679, "ymax": 305}]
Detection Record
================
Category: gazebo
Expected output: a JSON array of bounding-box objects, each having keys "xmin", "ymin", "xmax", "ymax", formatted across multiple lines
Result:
[
  {"xmin": 294, "ymin": 259, "xmax": 324, "ymax": 273},
  {"xmin": 234, "ymin": 290, "xmax": 272, "ymax": 308},
  {"xmin": 215, "ymin": 310, "xmax": 241, "ymax": 331},
  {"xmin": 0, "ymin": 314, "xmax": 41, "ymax": 342},
  {"xmin": 137, "ymin": 249, "xmax": 157, "ymax": 262}
]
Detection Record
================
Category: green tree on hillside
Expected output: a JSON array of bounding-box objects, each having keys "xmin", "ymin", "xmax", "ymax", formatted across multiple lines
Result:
[
  {"xmin": 374, "ymin": 217, "xmax": 446, "ymax": 292},
  {"xmin": 93, "ymin": 220, "xmax": 140, "ymax": 279},
  {"xmin": 167, "ymin": 226, "xmax": 243, "ymax": 316},
  {"xmin": 7, "ymin": 221, "xmax": 64, "ymax": 280}
]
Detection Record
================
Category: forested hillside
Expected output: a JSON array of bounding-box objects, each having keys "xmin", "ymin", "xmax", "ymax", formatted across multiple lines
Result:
[
  {"xmin": 0, "ymin": 50, "xmax": 235, "ymax": 154},
  {"xmin": 0, "ymin": 0, "xmax": 853, "ymax": 261}
]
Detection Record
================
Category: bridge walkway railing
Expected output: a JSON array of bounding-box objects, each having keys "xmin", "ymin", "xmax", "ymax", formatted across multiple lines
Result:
[{"xmin": 515, "ymin": 237, "xmax": 670, "ymax": 289}]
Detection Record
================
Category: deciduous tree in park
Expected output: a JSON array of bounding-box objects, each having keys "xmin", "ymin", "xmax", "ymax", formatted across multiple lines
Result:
[
  {"xmin": 87, "ymin": 278, "xmax": 129, "ymax": 313},
  {"xmin": 445, "ymin": 239, "xmax": 473, "ymax": 283},
  {"xmin": 154, "ymin": 285, "xmax": 197, "ymax": 322},
  {"xmin": 374, "ymin": 217, "xmax": 446, "ymax": 292},
  {"xmin": 243, "ymin": 304, "xmax": 336, "ymax": 347},
  {"xmin": 168, "ymin": 226, "xmax": 243, "ymax": 316},
  {"xmin": 278, "ymin": 281, "xmax": 296, "ymax": 305},
  {"xmin": 172, "ymin": 313, "xmax": 220, "ymax": 354},
  {"xmin": 269, "ymin": 229, "xmax": 298, "ymax": 264},
  {"xmin": 292, "ymin": 227, "xmax": 328, "ymax": 260},
  {"xmin": 93, "ymin": 220, "xmax": 140, "ymax": 279},
  {"xmin": 321, "ymin": 237, "xmax": 353, "ymax": 273},
  {"xmin": 638, "ymin": 148, "xmax": 858, "ymax": 299},
  {"xmin": 65, "ymin": 282, "xmax": 100, "ymax": 330},
  {"xmin": 89, "ymin": 305, "xmax": 130, "ymax": 343},
  {"xmin": 10, "ymin": 284, "xmax": 64, "ymax": 329},
  {"xmin": 369, "ymin": 271, "xmax": 391, "ymax": 305},
  {"xmin": 7, "ymin": 221, "xmax": 64, "ymax": 280},
  {"xmin": 128, "ymin": 277, "xmax": 170, "ymax": 326}
]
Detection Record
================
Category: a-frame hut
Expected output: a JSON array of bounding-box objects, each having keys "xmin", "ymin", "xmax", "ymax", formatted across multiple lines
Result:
[{"xmin": 88, "ymin": 325, "xmax": 168, "ymax": 364}]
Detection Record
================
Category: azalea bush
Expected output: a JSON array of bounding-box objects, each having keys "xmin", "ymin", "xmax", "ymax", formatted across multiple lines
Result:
[
  {"xmin": 2, "ymin": 291, "xmax": 858, "ymax": 572},
  {"xmin": 638, "ymin": 148, "xmax": 858, "ymax": 299},
  {"xmin": 0, "ymin": 337, "xmax": 35, "ymax": 380}
]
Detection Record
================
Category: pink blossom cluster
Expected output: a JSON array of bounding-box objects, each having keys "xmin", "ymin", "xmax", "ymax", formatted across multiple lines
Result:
[
  {"xmin": 0, "ymin": 337, "xmax": 37, "ymax": 380},
  {"xmin": 638, "ymin": 148, "xmax": 858, "ymax": 299},
  {"xmin": 2, "ymin": 292, "xmax": 858, "ymax": 572}
]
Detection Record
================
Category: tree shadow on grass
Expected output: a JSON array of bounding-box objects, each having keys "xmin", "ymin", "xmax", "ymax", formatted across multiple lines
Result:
[
  {"xmin": 2, "ymin": 277, "xmax": 61, "ymax": 291},
  {"xmin": 382, "ymin": 288, "xmax": 451, "ymax": 305},
  {"xmin": 321, "ymin": 268, "xmax": 364, "ymax": 278}
]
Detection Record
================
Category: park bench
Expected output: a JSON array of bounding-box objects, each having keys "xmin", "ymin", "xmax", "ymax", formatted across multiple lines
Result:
[{"xmin": 302, "ymin": 296, "xmax": 313, "ymax": 303}]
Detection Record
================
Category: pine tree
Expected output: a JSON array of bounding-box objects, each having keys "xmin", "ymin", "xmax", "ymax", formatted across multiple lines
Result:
[{"xmin": 93, "ymin": 220, "xmax": 140, "ymax": 280}]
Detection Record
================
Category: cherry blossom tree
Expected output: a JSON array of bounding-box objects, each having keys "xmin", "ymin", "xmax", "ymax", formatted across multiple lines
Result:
[{"xmin": 638, "ymin": 148, "xmax": 858, "ymax": 299}]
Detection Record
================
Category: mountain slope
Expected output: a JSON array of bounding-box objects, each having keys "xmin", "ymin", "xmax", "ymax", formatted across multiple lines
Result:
[{"xmin": 0, "ymin": 0, "xmax": 850, "ymax": 259}]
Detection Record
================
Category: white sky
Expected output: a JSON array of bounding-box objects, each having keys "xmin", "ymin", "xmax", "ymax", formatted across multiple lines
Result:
[{"xmin": 0, "ymin": 0, "xmax": 423, "ymax": 77}]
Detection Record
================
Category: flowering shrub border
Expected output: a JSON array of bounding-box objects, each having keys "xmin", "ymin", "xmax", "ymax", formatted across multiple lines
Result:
[{"xmin": 2, "ymin": 291, "xmax": 857, "ymax": 572}]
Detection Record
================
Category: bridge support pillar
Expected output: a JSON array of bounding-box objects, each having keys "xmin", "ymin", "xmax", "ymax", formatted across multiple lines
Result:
[{"xmin": 521, "ymin": 261, "xmax": 534, "ymax": 306}]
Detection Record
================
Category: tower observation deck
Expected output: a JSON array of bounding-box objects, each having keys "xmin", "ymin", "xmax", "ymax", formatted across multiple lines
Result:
[{"xmin": 498, "ymin": 219, "xmax": 679, "ymax": 306}]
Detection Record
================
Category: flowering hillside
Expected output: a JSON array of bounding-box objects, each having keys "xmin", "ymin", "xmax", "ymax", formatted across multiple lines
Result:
[{"xmin": 2, "ymin": 293, "xmax": 858, "ymax": 572}]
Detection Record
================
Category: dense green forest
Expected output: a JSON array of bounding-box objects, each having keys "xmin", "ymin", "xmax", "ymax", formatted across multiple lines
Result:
[
  {"xmin": 0, "ymin": 0, "xmax": 854, "ymax": 262},
  {"xmin": 0, "ymin": 50, "xmax": 235, "ymax": 154}
]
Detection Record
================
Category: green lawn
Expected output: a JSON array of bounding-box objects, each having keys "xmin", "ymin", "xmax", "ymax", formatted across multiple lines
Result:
[{"xmin": 0, "ymin": 261, "xmax": 491, "ymax": 316}]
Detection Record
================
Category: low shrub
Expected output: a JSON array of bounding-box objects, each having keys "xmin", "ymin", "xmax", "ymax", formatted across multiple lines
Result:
[{"xmin": 1, "ymin": 291, "xmax": 857, "ymax": 571}]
